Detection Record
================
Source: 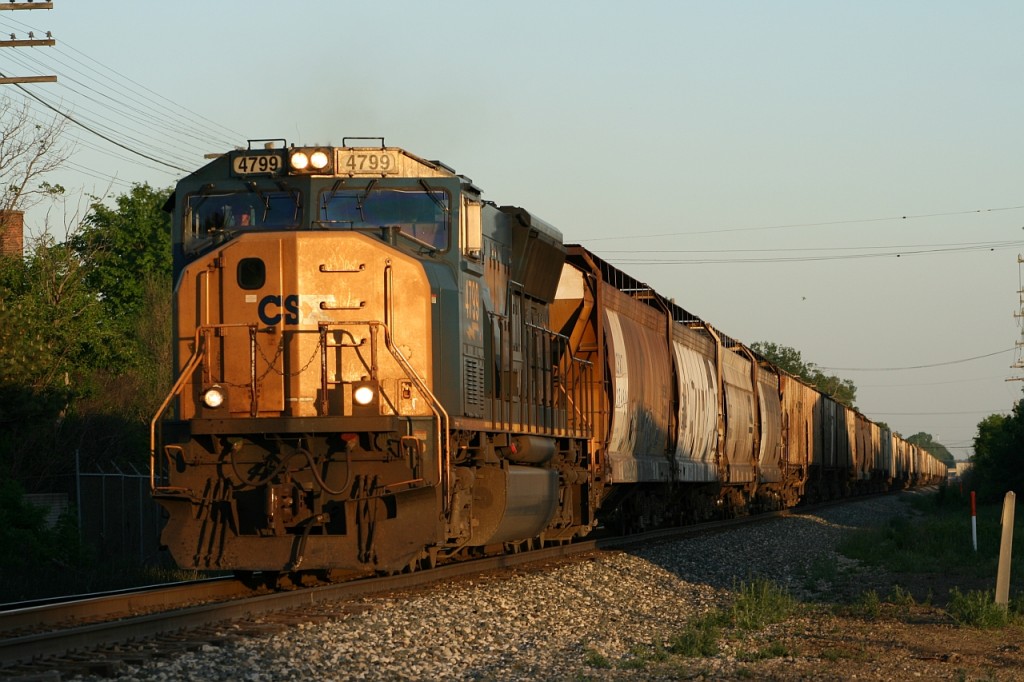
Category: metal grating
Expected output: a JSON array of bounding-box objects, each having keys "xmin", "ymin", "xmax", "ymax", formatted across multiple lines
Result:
[{"xmin": 464, "ymin": 356, "xmax": 484, "ymax": 417}]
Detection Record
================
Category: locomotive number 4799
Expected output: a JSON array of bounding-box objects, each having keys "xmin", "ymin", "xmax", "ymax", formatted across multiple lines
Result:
[
  {"xmin": 340, "ymin": 150, "xmax": 396, "ymax": 173},
  {"xmin": 231, "ymin": 154, "xmax": 282, "ymax": 174}
]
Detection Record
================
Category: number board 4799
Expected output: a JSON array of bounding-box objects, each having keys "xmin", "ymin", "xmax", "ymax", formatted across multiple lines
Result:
[
  {"xmin": 231, "ymin": 154, "xmax": 282, "ymax": 175},
  {"xmin": 339, "ymin": 150, "xmax": 399, "ymax": 176}
]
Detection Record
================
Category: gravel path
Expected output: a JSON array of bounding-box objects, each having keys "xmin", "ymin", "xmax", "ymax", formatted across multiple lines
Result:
[{"xmin": 68, "ymin": 493, "xmax": 919, "ymax": 681}]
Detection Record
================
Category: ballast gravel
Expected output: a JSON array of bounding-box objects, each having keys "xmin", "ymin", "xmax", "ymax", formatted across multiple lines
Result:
[{"xmin": 68, "ymin": 493, "xmax": 918, "ymax": 681}]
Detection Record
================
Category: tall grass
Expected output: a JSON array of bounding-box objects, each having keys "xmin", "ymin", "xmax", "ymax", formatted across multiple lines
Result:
[
  {"xmin": 838, "ymin": 487, "xmax": 1023, "ymax": 581},
  {"xmin": 947, "ymin": 588, "xmax": 1014, "ymax": 628},
  {"xmin": 726, "ymin": 578, "xmax": 797, "ymax": 630},
  {"xmin": 667, "ymin": 579, "xmax": 796, "ymax": 658}
]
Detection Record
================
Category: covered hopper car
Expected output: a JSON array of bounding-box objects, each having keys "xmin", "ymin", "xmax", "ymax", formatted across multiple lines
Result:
[{"xmin": 150, "ymin": 139, "xmax": 946, "ymax": 577}]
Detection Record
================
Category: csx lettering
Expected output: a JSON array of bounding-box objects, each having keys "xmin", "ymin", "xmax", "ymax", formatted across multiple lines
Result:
[{"xmin": 258, "ymin": 295, "xmax": 300, "ymax": 325}]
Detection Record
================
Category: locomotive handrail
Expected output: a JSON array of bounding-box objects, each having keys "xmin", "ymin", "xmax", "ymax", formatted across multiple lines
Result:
[
  {"xmin": 149, "ymin": 323, "xmax": 271, "ymax": 491},
  {"xmin": 316, "ymin": 319, "xmax": 452, "ymax": 513},
  {"xmin": 149, "ymin": 328, "xmax": 208, "ymax": 492},
  {"xmin": 561, "ymin": 355, "xmax": 595, "ymax": 436},
  {"xmin": 524, "ymin": 321, "xmax": 594, "ymax": 436},
  {"xmin": 378, "ymin": 320, "xmax": 450, "ymax": 511}
]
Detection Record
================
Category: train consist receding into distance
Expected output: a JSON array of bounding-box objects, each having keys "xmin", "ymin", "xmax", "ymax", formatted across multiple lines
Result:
[{"xmin": 150, "ymin": 139, "xmax": 946, "ymax": 578}]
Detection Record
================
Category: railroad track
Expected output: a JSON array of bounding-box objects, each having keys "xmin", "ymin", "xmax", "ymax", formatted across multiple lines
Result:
[{"xmin": 0, "ymin": 495, "xmax": 890, "ymax": 678}]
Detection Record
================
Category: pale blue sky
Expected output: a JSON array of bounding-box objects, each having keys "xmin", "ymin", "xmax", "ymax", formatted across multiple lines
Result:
[{"xmin": 4, "ymin": 1, "xmax": 1023, "ymax": 456}]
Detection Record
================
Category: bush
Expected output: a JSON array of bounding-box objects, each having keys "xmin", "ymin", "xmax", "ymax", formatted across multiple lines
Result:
[
  {"xmin": 947, "ymin": 588, "xmax": 1014, "ymax": 628},
  {"xmin": 665, "ymin": 579, "xmax": 795, "ymax": 660},
  {"xmin": 857, "ymin": 590, "xmax": 881, "ymax": 618},
  {"xmin": 667, "ymin": 618, "xmax": 721, "ymax": 658},
  {"xmin": 726, "ymin": 578, "xmax": 796, "ymax": 630},
  {"xmin": 0, "ymin": 478, "xmax": 89, "ymax": 572}
]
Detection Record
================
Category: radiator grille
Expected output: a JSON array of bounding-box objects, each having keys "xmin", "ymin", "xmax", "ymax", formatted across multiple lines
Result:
[{"xmin": 464, "ymin": 356, "xmax": 484, "ymax": 417}]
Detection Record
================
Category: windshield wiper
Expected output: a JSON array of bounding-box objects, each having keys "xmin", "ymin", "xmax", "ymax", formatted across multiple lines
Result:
[
  {"xmin": 418, "ymin": 179, "xmax": 449, "ymax": 215},
  {"xmin": 245, "ymin": 181, "xmax": 271, "ymax": 212},
  {"xmin": 356, "ymin": 179, "xmax": 378, "ymax": 222}
]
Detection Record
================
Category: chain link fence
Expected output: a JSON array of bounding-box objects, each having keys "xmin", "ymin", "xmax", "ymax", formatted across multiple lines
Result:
[{"xmin": 24, "ymin": 455, "xmax": 167, "ymax": 566}]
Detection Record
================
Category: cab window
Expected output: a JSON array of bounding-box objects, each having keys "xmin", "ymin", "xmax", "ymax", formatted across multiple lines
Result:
[
  {"xmin": 184, "ymin": 190, "xmax": 301, "ymax": 253},
  {"xmin": 320, "ymin": 187, "xmax": 449, "ymax": 250}
]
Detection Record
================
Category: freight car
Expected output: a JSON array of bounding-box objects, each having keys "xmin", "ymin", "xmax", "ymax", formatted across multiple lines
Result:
[{"xmin": 150, "ymin": 139, "xmax": 946, "ymax": 577}]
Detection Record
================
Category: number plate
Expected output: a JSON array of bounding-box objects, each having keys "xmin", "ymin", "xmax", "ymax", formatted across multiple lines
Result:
[
  {"xmin": 339, "ymin": 150, "xmax": 398, "ymax": 175},
  {"xmin": 232, "ymin": 154, "xmax": 282, "ymax": 175}
]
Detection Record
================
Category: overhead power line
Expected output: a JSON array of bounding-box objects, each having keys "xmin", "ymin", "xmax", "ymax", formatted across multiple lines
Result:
[
  {"xmin": 859, "ymin": 375, "xmax": 1009, "ymax": 388},
  {"xmin": 1, "ymin": 70, "xmax": 190, "ymax": 172},
  {"xmin": 587, "ymin": 204, "xmax": 1024, "ymax": 242},
  {"xmin": 1, "ymin": 36, "xmax": 234, "ymax": 156},
  {"xmin": 0, "ymin": 10, "xmax": 243, "ymax": 178},
  {"xmin": 608, "ymin": 239, "xmax": 1019, "ymax": 255},
  {"xmin": 872, "ymin": 409, "xmax": 1008, "ymax": 416},
  {"xmin": 818, "ymin": 348, "xmax": 1015, "ymax": 372},
  {"xmin": 608, "ymin": 240, "xmax": 1023, "ymax": 265}
]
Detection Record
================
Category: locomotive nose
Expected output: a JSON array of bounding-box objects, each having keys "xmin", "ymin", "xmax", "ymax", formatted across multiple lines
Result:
[{"xmin": 174, "ymin": 230, "xmax": 434, "ymax": 422}]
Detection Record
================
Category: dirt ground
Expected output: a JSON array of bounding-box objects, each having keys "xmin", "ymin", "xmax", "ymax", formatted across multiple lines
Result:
[
  {"xmin": 649, "ymin": 571, "xmax": 1024, "ymax": 681},
  {"xmin": 701, "ymin": 605, "xmax": 1022, "ymax": 681}
]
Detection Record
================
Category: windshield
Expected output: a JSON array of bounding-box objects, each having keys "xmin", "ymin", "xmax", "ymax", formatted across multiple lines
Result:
[
  {"xmin": 185, "ymin": 190, "xmax": 301, "ymax": 252},
  {"xmin": 320, "ymin": 187, "xmax": 449, "ymax": 250}
]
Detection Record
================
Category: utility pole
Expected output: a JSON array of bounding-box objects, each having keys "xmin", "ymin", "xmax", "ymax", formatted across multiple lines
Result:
[
  {"xmin": 0, "ymin": 1, "xmax": 56, "ymax": 84},
  {"xmin": 1010, "ymin": 255, "xmax": 1024, "ymax": 381}
]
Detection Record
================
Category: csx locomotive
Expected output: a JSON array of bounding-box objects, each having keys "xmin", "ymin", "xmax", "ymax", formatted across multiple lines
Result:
[{"xmin": 151, "ymin": 138, "xmax": 946, "ymax": 577}]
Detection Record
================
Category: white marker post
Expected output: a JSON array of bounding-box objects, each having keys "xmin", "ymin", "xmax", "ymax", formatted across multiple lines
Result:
[
  {"xmin": 995, "ymin": 491, "xmax": 1016, "ymax": 609},
  {"xmin": 971, "ymin": 491, "xmax": 978, "ymax": 552}
]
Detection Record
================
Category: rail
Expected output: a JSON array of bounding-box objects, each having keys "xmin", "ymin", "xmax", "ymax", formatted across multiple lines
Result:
[{"xmin": 0, "ymin": 490, "xmax": 926, "ymax": 675}]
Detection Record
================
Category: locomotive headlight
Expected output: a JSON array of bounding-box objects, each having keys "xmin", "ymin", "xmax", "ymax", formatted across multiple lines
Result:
[
  {"xmin": 289, "ymin": 148, "xmax": 333, "ymax": 174},
  {"xmin": 353, "ymin": 385, "xmax": 375, "ymax": 406},
  {"xmin": 202, "ymin": 385, "xmax": 226, "ymax": 409},
  {"xmin": 309, "ymin": 150, "xmax": 330, "ymax": 170},
  {"xmin": 289, "ymin": 151, "xmax": 310, "ymax": 171}
]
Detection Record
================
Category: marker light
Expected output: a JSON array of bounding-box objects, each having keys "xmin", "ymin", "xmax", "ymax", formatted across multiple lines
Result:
[
  {"xmin": 353, "ymin": 385, "xmax": 375, "ymax": 406},
  {"xmin": 310, "ymin": 150, "xmax": 330, "ymax": 170},
  {"xmin": 202, "ymin": 385, "xmax": 226, "ymax": 409},
  {"xmin": 289, "ymin": 151, "xmax": 309, "ymax": 170}
]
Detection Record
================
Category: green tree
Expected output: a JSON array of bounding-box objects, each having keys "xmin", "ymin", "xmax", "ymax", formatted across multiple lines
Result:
[
  {"xmin": 0, "ymin": 238, "xmax": 112, "ymax": 481},
  {"xmin": 71, "ymin": 183, "xmax": 172, "ymax": 323},
  {"xmin": 750, "ymin": 341, "xmax": 807, "ymax": 377},
  {"xmin": 970, "ymin": 400, "xmax": 1024, "ymax": 502},
  {"xmin": 1, "ymin": 182, "xmax": 177, "ymax": 481},
  {"xmin": 905, "ymin": 432, "xmax": 955, "ymax": 469},
  {"xmin": 66, "ymin": 184, "xmax": 175, "ymax": 468},
  {"xmin": 751, "ymin": 341, "xmax": 857, "ymax": 408}
]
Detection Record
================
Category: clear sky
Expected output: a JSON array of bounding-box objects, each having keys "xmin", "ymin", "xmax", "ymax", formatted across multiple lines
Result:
[{"xmin": 4, "ymin": 1, "xmax": 1023, "ymax": 459}]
